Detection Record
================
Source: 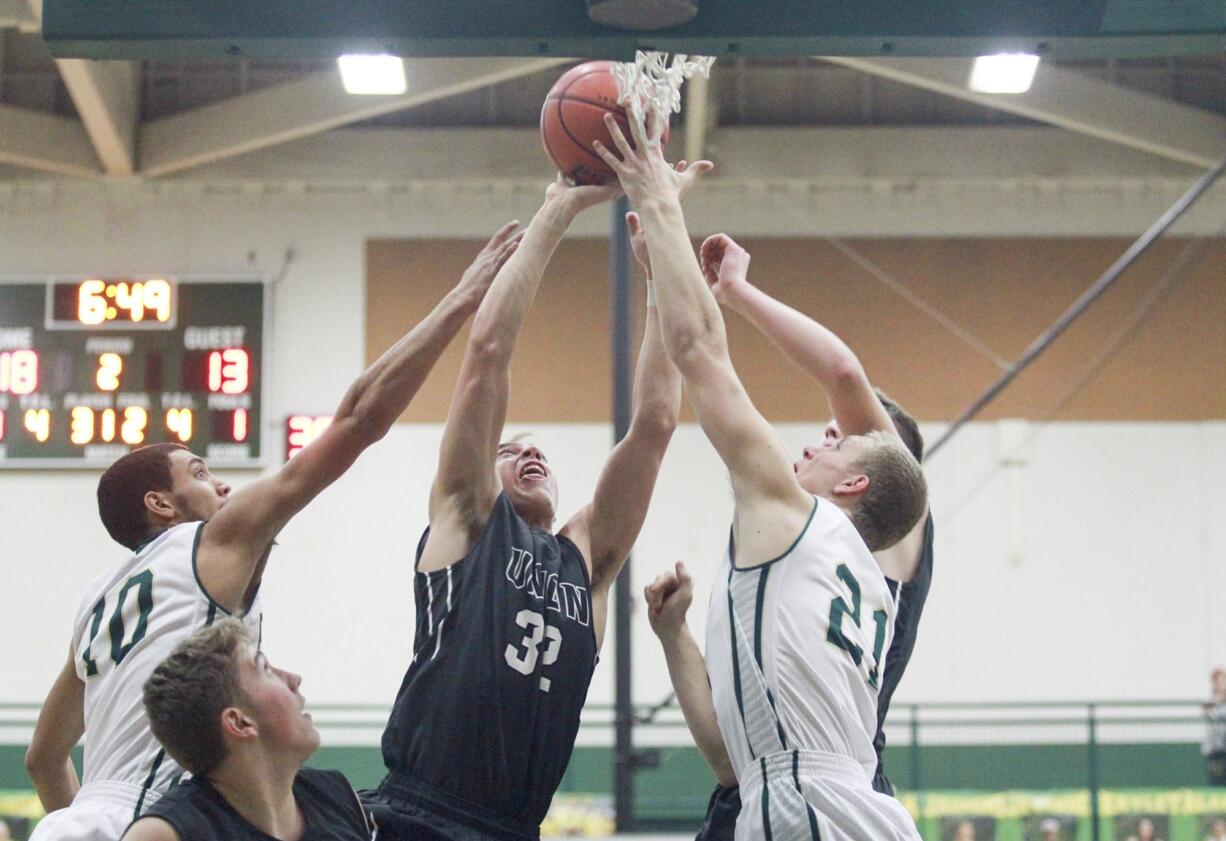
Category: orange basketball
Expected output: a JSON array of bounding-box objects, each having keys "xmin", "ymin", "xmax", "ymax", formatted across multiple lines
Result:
[{"xmin": 540, "ymin": 61, "xmax": 670, "ymax": 186}]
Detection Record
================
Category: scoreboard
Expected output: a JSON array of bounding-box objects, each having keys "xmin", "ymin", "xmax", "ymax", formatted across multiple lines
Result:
[{"xmin": 0, "ymin": 278, "xmax": 266, "ymax": 469}]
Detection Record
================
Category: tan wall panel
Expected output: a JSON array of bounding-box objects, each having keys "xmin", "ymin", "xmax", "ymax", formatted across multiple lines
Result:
[{"xmin": 368, "ymin": 237, "xmax": 1226, "ymax": 424}]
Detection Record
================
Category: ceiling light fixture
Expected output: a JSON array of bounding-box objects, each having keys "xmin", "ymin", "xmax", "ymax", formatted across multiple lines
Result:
[
  {"xmin": 337, "ymin": 54, "xmax": 408, "ymax": 95},
  {"xmin": 968, "ymin": 53, "xmax": 1040, "ymax": 94}
]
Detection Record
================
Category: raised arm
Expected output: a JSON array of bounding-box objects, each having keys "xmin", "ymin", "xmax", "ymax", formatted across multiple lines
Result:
[
  {"xmin": 594, "ymin": 113, "xmax": 812, "ymax": 564},
  {"xmin": 645, "ymin": 562, "xmax": 736, "ymax": 787},
  {"xmin": 699, "ymin": 234, "xmax": 894, "ymax": 438},
  {"xmin": 561, "ymin": 210, "xmax": 683, "ymax": 603},
  {"xmin": 419, "ymin": 179, "xmax": 618, "ymax": 572},
  {"xmin": 26, "ymin": 647, "xmax": 85, "ymax": 812},
  {"xmin": 195, "ymin": 224, "xmax": 520, "ymax": 612}
]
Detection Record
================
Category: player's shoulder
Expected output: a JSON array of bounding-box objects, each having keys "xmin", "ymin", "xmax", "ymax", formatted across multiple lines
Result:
[
  {"xmin": 295, "ymin": 768, "xmax": 373, "ymax": 834},
  {"xmin": 138, "ymin": 777, "xmax": 217, "ymax": 832},
  {"xmin": 809, "ymin": 497, "xmax": 868, "ymax": 549},
  {"xmin": 144, "ymin": 776, "xmax": 212, "ymax": 813},
  {"xmin": 122, "ymin": 816, "xmax": 181, "ymax": 841}
]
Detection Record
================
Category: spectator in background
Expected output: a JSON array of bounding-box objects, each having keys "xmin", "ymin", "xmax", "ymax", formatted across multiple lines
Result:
[
  {"xmin": 1204, "ymin": 669, "xmax": 1226, "ymax": 785},
  {"xmin": 1206, "ymin": 817, "xmax": 1226, "ymax": 841},
  {"xmin": 953, "ymin": 820, "xmax": 977, "ymax": 841},
  {"xmin": 1039, "ymin": 817, "xmax": 1063, "ymax": 841},
  {"xmin": 0, "ymin": 818, "xmax": 11, "ymax": 841},
  {"xmin": 1127, "ymin": 818, "xmax": 1164, "ymax": 841}
]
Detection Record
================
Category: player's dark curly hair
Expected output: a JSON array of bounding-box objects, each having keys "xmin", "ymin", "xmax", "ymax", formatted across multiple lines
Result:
[
  {"xmin": 144, "ymin": 618, "xmax": 250, "ymax": 777},
  {"xmin": 96, "ymin": 443, "xmax": 187, "ymax": 550},
  {"xmin": 875, "ymin": 388, "xmax": 923, "ymax": 463}
]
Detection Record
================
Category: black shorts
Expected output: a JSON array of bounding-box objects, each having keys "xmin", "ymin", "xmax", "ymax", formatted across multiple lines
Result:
[
  {"xmin": 695, "ymin": 784, "xmax": 741, "ymax": 841},
  {"xmin": 360, "ymin": 774, "xmax": 538, "ymax": 841}
]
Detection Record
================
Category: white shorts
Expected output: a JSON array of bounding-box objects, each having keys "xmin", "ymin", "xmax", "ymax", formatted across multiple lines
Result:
[
  {"xmin": 30, "ymin": 781, "xmax": 162, "ymax": 841},
  {"xmin": 737, "ymin": 750, "xmax": 920, "ymax": 841}
]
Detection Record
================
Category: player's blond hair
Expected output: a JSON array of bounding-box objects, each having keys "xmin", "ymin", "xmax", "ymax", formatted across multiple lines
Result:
[
  {"xmin": 849, "ymin": 430, "xmax": 928, "ymax": 552},
  {"xmin": 143, "ymin": 618, "xmax": 250, "ymax": 776}
]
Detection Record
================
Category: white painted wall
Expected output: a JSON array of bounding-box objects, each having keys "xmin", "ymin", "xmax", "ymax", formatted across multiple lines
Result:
[{"xmin": 1, "ymin": 184, "xmax": 1223, "ymax": 713}]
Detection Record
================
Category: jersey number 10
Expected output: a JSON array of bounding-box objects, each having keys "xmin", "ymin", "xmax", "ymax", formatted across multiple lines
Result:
[{"xmin": 82, "ymin": 571, "xmax": 154, "ymax": 676}]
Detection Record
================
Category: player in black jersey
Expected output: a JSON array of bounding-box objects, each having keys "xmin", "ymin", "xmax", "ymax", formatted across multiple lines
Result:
[
  {"xmin": 641, "ymin": 233, "xmax": 934, "ymax": 838},
  {"xmin": 121, "ymin": 619, "xmax": 376, "ymax": 841},
  {"xmin": 364, "ymin": 166, "xmax": 709, "ymax": 841}
]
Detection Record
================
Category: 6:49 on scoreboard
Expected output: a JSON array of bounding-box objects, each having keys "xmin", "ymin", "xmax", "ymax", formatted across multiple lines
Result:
[{"xmin": 0, "ymin": 277, "xmax": 266, "ymax": 469}]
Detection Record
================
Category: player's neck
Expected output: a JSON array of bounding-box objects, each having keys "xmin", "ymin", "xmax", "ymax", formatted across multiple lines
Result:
[{"xmin": 209, "ymin": 754, "xmax": 304, "ymax": 840}]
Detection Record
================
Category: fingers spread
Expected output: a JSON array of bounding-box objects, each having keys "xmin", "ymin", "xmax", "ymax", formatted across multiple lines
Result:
[
  {"xmin": 591, "ymin": 139, "xmax": 624, "ymax": 174},
  {"xmin": 627, "ymin": 106, "xmax": 651, "ymax": 151},
  {"xmin": 602, "ymin": 113, "xmax": 637, "ymax": 164}
]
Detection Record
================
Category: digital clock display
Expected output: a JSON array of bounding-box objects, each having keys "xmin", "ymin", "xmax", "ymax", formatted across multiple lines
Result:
[
  {"xmin": 0, "ymin": 278, "xmax": 265, "ymax": 468},
  {"xmin": 49, "ymin": 278, "xmax": 177, "ymax": 328}
]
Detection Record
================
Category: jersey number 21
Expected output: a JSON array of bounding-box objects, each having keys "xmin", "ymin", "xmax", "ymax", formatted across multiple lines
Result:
[{"xmin": 826, "ymin": 563, "xmax": 888, "ymax": 689}]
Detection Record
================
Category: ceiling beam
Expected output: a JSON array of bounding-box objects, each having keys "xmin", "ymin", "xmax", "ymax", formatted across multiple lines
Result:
[
  {"xmin": 0, "ymin": 0, "xmax": 38, "ymax": 32},
  {"xmin": 0, "ymin": 103, "xmax": 100, "ymax": 176},
  {"xmin": 139, "ymin": 57, "xmax": 569, "ymax": 177},
  {"xmin": 823, "ymin": 57, "xmax": 1226, "ymax": 169},
  {"xmin": 23, "ymin": 0, "xmax": 139, "ymax": 174},
  {"xmin": 54, "ymin": 60, "xmax": 139, "ymax": 174}
]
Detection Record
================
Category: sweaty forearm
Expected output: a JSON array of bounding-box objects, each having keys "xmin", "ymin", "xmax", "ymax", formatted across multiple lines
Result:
[
  {"xmin": 659, "ymin": 625, "xmax": 737, "ymax": 787},
  {"xmin": 629, "ymin": 305, "xmax": 682, "ymax": 436},
  {"xmin": 636, "ymin": 199, "xmax": 728, "ymax": 369},
  {"xmin": 728, "ymin": 282, "xmax": 864, "ymax": 392},
  {"xmin": 468, "ymin": 197, "xmax": 574, "ymax": 359},
  {"xmin": 334, "ymin": 288, "xmax": 476, "ymax": 433},
  {"xmin": 29, "ymin": 756, "xmax": 79, "ymax": 812}
]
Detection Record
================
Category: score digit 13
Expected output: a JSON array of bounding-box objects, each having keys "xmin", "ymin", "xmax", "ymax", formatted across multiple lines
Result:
[{"xmin": 208, "ymin": 348, "xmax": 249, "ymax": 394}]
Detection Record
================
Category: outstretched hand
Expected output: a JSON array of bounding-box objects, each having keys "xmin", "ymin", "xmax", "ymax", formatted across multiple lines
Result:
[
  {"xmin": 644, "ymin": 561, "xmax": 694, "ymax": 639},
  {"xmin": 454, "ymin": 221, "xmax": 523, "ymax": 309},
  {"xmin": 698, "ymin": 234, "xmax": 752, "ymax": 305},
  {"xmin": 545, "ymin": 172, "xmax": 622, "ymax": 214},
  {"xmin": 593, "ymin": 110, "xmax": 713, "ymax": 206}
]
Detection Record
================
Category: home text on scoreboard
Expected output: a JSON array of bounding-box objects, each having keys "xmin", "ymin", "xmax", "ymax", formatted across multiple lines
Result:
[{"xmin": 0, "ymin": 278, "xmax": 266, "ymax": 468}]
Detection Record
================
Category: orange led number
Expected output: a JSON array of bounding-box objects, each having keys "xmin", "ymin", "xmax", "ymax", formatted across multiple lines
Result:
[
  {"xmin": 208, "ymin": 348, "xmax": 250, "ymax": 394},
  {"xmin": 24, "ymin": 409, "xmax": 50, "ymax": 443},
  {"xmin": 286, "ymin": 415, "xmax": 333, "ymax": 459},
  {"xmin": 96, "ymin": 353, "xmax": 123, "ymax": 391},
  {"xmin": 0, "ymin": 350, "xmax": 38, "ymax": 395},
  {"xmin": 166, "ymin": 408, "xmax": 193, "ymax": 443}
]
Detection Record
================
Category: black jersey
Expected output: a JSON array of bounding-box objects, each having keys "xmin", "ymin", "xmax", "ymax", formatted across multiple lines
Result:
[
  {"xmin": 872, "ymin": 512, "xmax": 935, "ymax": 795},
  {"xmin": 377, "ymin": 492, "xmax": 598, "ymax": 837},
  {"xmin": 135, "ymin": 768, "xmax": 374, "ymax": 841}
]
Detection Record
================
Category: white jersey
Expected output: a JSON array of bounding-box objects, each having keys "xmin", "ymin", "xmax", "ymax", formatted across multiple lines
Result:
[
  {"xmin": 707, "ymin": 498, "xmax": 918, "ymax": 841},
  {"xmin": 70, "ymin": 522, "xmax": 263, "ymax": 803}
]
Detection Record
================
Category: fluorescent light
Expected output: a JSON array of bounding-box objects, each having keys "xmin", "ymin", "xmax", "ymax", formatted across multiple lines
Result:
[
  {"xmin": 337, "ymin": 54, "xmax": 407, "ymax": 95},
  {"xmin": 969, "ymin": 53, "xmax": 1040, "ymax": 94}
]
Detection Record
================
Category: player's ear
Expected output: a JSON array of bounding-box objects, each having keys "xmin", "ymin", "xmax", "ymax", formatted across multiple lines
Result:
[
  {"xmin": 144, "ymin": 490, "xmax": 176, "ymax": 521},
  {"xmin": 832, "ymin": 473, "xmax": 869, "ymax": 498},
  {"xmin": 219, "ymin": 705, "xmax": 256, "ymax": 740}
]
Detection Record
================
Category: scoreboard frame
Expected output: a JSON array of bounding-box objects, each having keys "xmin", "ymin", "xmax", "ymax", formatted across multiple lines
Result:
[{"xmin": 0, "ymin": 274, "xmax": 272, "ymax": 471}]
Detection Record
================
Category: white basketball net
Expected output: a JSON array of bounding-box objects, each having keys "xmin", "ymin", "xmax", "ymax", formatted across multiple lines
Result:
[{"xmin": 612, "ymin": 51, "xmax": 716, "ymax": 141}]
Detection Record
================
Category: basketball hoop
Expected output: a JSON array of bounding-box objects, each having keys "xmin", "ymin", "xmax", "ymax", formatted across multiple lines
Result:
[
  {"xmin": 586, "ymin": 0, "xmax": 699, "ymax": 31},
  {"xmin": 611, "ymin": 51, "xmax": 715, "ymax": 141}
]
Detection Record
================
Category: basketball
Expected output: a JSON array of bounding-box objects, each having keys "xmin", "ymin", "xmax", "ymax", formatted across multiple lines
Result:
[{"xmin": 540, "ymin": 60, "xmax": 670, "ymax": 186}]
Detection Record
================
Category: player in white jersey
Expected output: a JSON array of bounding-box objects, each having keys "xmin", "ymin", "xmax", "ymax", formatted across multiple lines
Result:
[
  {"xmin": 23, "ymin": 224, "xmax": 523, "ymax": 841},
  {"xmin": 596, "ymin": 111, "xmax": 927, "ymax": 840}
]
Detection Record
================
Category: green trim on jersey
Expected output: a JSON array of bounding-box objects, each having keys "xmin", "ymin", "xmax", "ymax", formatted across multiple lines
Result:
[
  {"xmin": 190, "ymin": 522, "xmax": 233, "ymax": 617},
  {"xmin": 729, "ymin": 497, "xmax": 819, "ymax": 572}
]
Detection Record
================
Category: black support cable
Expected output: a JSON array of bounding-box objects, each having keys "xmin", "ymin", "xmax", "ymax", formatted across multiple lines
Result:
[{"xmin": 926, "ymin": 155, "xmax": 1226, "ymax": 460}]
